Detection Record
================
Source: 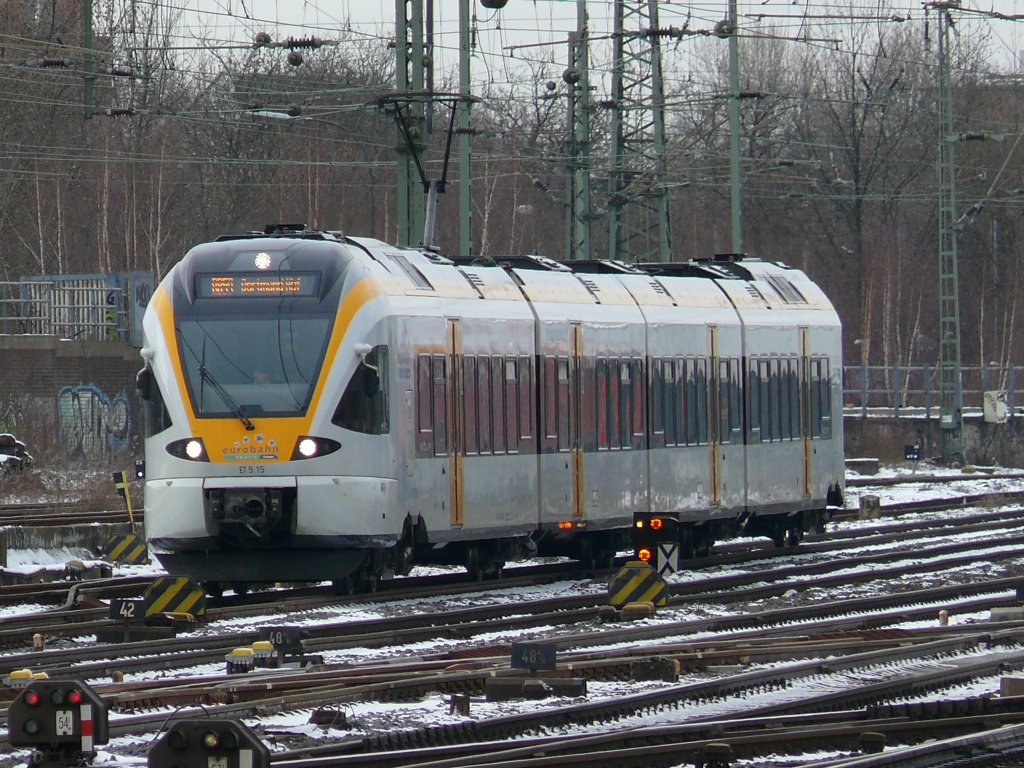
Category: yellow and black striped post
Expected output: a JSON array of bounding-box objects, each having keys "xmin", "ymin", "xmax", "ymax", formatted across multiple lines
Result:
[
  {"xmin": 112, "ymin": 470, "xmax": 134, "ymax": 524},
  {"xmin": 607, "ymin": 560, "xmax": 668, "ymax": 608},
  {"xmin": 143, "ymin": 577, "xmax": 207, "ymax": 619},
  {"xmin": 103, "ymin": 532, "xmax": 148, "ymax": 564}
]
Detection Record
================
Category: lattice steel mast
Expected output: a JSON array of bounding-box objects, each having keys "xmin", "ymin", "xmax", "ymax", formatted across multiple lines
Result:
[
  {"xmin": 564, "ymin": 1, "xmax": 592, "ymax": 261},
  {"xmin": 934, "ymin": 1, "xmax": 964, "ymax": 463},
  {"xmin": 608, "ymin": 0, "xmax": 673, "ymax": 263},
  {"xmin": 395, "ymin": 0, "xmax": 427, "ymax": 246}
]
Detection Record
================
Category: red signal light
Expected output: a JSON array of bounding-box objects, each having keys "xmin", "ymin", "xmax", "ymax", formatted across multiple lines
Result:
[
  {"xmin": 67, "ymin": 689, "xmax": 83, "ymax": 705},
  {"xmin": 23, "ymin": 690, "xmax": 40, "ymax": 706},
  {"xmin": 637, "ymin": 547, "xmax": 653, "ymax": 562},
  {"xmin": 650, "ymin": 517, "xmax": 664, "ymax": 531}
]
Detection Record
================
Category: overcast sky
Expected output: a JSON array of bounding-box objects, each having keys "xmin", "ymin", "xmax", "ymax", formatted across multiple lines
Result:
[{"xmin": 179, "ymin": 0, "xmax": 1024, "ymax": 77}]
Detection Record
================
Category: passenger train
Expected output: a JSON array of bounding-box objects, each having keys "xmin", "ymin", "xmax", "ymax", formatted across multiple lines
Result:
[{"xmin": 137, "ymin": 224, "xmax": 845, "ymax": 593}]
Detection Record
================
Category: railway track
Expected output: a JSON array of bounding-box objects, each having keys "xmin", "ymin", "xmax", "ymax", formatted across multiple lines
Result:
[
  {"xmin": 4, "ymin": 472, "xmax": 1024, "ymax": 765},
  {"xmin": 3, "ymin": 495, "xmax": 1024, "ymax": 648},
  {"xmin": 2, "ymin": 526, "xmax": 1024, "ymax": 741},
  {"xmin": 0, "ymin": 500, "xmax": 139, "ymax": 527}
]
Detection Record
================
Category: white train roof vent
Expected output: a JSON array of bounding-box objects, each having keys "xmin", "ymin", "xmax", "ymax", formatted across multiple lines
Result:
[
  {"xmin": 461, "ymin": 271, "xmax": 486, "ymax": 298},
  {"xmin": 579, "ymin": 277, "xmax": 603, "ymax": 303},
  {"xmin": 745, "ymin": 284, "xmax": 768, "ymax": 303},
  {"xmin": 650, "ymin": 280, "xmax": 670, "ymax": 296}
]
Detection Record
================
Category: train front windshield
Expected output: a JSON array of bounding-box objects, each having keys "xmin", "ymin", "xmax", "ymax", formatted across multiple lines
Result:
[{"xmin": 176, "ymin": 315, "xmax": 333, "ymax": 417}]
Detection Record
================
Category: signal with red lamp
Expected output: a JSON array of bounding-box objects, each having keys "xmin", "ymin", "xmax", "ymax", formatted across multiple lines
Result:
[{"xmin": 7, "ymin": 679, "xmax": 109, "ymax": 758}]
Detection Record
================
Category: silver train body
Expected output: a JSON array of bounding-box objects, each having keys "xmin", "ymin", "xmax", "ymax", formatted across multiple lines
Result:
[{"xmin": 138, "ymin": 227, "xmax": 845, "ymax": 589}]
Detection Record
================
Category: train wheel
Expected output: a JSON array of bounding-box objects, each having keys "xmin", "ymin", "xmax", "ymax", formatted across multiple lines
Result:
[
  {"xmin": 465, "ymin": 545, "xmax": 484, "ymax": 581},
  {"xmin": 466, "ymin": 545, "xmax": 504, "ymax": 580},
  {"xmin": 786, "ymin": 527, "xmax": 802, "ymax": 547},
  {"xmin": 359, "ymin": 572, "xmax": 379, "ymax": 593},
  {"xmin": 332, "ymin": 576, "xmax": 357, "ymax": 596},
  {"xmin": 483, "ymin": 561, "xmax": 504, "ymax": 580}
]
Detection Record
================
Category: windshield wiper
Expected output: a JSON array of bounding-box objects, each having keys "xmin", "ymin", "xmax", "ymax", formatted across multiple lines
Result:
[{"xmin": 199, "ymin": 365, "xmax": 255, "ymax": 431}]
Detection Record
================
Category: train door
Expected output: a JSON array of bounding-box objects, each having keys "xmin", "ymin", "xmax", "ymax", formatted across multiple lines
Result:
[
  {"xmin": 447, "ymin": 319, "xmax": 464, "ymax": 526},
  {"xmin": 708, "ymin": 326, "xmax": 722, "ymax": 507},
  {"xmin": 570, "ymin": 323, "xmax": 584, "ymax": 519},
  {"xmin": 800, "ymin": 326, "xmax": 811, "ymax": 498}
]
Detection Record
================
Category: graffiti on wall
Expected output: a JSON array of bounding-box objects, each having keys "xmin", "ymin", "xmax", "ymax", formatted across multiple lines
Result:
[{"xmin": 57, "ymin": 385, "xmax": 132, "ymax": 460}]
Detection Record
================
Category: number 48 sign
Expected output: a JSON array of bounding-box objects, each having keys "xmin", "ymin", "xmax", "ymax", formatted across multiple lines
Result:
[{"xmin": 510, "ymin": 642, "xmax": 557, "ymax": 672}]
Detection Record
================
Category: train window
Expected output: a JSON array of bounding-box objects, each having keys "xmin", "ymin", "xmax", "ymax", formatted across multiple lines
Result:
[
  {"xmin": 649, "ymin": 358, "xmax": 665, "ymax": 448},
  {"xmin": 463, "ymin": 356, "xmax": 479, "ymax": 455},
  {"xmin": 789, "ymin": 358, "xmax": 801, "ymax": 440},
  {"xmin": 177, "ymin": 315, "xmax": 330, "ymax": 417},
  {"xmin": 141, "ymin": 376, "xmax": 173, "ymax": 437},
  {"xmin": 416, "ymin": 354, "xmax": 433, "ymax": 456},
  {"xmin": 616, "ymin": 360, "xmax": 628, "ymax": 449},
  {"xmin": 782, "ymin": 360, "xmax": 790, "ymax": 442},
  {"xmin": 518, "ymin": 356, "xmax": 533, "ymax": 442},
  {"xmin": 729, "ymin": 358, "xmax": 742, "ymax": 435},
  {"xmin": 432, "ymin": 355, "xmax": 447, "ymax": 456},
  {"xmin": 695, "ymin": 358, "xmax": 708, "ymax": 444},
  {"xmin": 746, "ymin": 358, "xmax": 761, "ymax": 444},
  {"xmin": 660, "ymin": 359, "xmax": 671, "ymax": 446},
  {"xmin": 491, "ymin": 357, "xmax": 506, "ymax": 454},
  {"xmin": 678, "ymin": 358, "xmax": 688, "ymax": 445},
  {"xmin": 817, "ymin": 356, "xmax": 833, "ymax": 439},
  {"xmin": 809, "ymin": 357, "xmax": 821, "ymax": 438},
  {"xmin": 505, "ymin": 358, "xmax": 519, "ymax": 453},
  {"xmin": 596, "ymin": 358, "xmax": 609, "ymax": 450},
  {"xmin": 478, "ymin": 360, "xmax": 492, "ymax": 454},
  {"xmin": 668, "ymin": 358, "xmax": 682, "ymax": 447},
  {"xmin": 543, "ymin": 357, "xmax": 558, "ymax": 447},
  {"xmin": 683, "ymin": 358, "xmax": 696, "ymax": 445},
  {"xmin": 333, "ymin": 345, "xmax": 389, "ymax": 435},
  {"xmin": 557, "ymin": 357, "xmax": 571, "ymax": 453},
  {"xmin": 386, "ymin": 252, "xmax": 432, "ymax": 289},
  {"xmin": 631, "ymin": 358, "xmax": 645, "ymax": 448},
  {"xmin": 759, "ymin": 358, "xmax": 772, "ymax": 443},
  {"xmin": 764, "ymin": 274, "xmax": 807, "ymax": 304},
  {"xmin": 718, "ymin": 359, "xmax": 731, "ymax": 445}
]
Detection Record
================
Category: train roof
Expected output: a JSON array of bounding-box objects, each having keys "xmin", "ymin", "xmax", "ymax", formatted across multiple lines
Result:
[{"xmin": 199, "ymin": 226, "xmax": 835, "ymax": 312}]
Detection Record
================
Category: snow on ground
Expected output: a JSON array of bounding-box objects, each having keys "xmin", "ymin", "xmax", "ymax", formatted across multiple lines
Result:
[{"xmin": 4, "ymin": 462, "xmax": 1024, "ymax": 766}]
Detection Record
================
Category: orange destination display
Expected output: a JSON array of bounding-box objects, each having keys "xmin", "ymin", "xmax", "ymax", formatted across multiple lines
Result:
[{"xmin": 196, "ymin": 272, "xmax": 318, "ymax": 298}]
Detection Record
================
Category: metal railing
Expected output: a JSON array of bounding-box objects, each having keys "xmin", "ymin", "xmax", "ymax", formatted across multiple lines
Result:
[
  {"xmin": 0, "ymin": 280, "xmax": 125, "ymax": 341},
  {"xmin": 842, "ymin": 363, "xmax": 1018, "ymax": 419}
]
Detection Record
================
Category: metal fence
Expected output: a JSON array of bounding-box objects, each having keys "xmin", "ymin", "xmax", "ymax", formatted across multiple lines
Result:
[
  {"xmin": 843, "ymin": 363, "xmax": 1018, "ymax": 418},
  {"xmin": 0, "ymin": 273, "xmax": 153, "ymax": 346}
]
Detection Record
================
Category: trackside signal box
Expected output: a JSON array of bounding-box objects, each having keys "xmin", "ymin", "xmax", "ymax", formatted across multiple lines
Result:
[
  {"xmin": 8, "ymin": 679, "xmax": 109, "ymax": 766},
  {"xmin": 148, "ymin": 718, "xmax": 270, "ymax": 768},
  {"xmin": 632, "ymin": 511, "xmax": 680, "ymax": 576}
]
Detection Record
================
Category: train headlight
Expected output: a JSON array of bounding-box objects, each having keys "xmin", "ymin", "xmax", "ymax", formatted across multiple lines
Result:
[
  {"xmin": 290, "ymin": 436, "xmax": 341, "ymax": 461},
  {"xmin": 166, "ymin": 438, "xmax": 210, "ymax": 462}
]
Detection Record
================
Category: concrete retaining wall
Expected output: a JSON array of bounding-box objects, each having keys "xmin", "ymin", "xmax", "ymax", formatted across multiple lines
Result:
[
  {"xmin": 0, "ymin": 337, "xmax": 142, "ymax": 461},
  {"xmin": 843, "ymin": 414, "xmax": 1024, "ymax": 467}
]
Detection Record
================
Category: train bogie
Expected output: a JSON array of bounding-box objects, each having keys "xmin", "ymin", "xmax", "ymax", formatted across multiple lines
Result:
[{"xmin": 139, "ymin": 227, "xmax": 845, "ymax": 592}]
